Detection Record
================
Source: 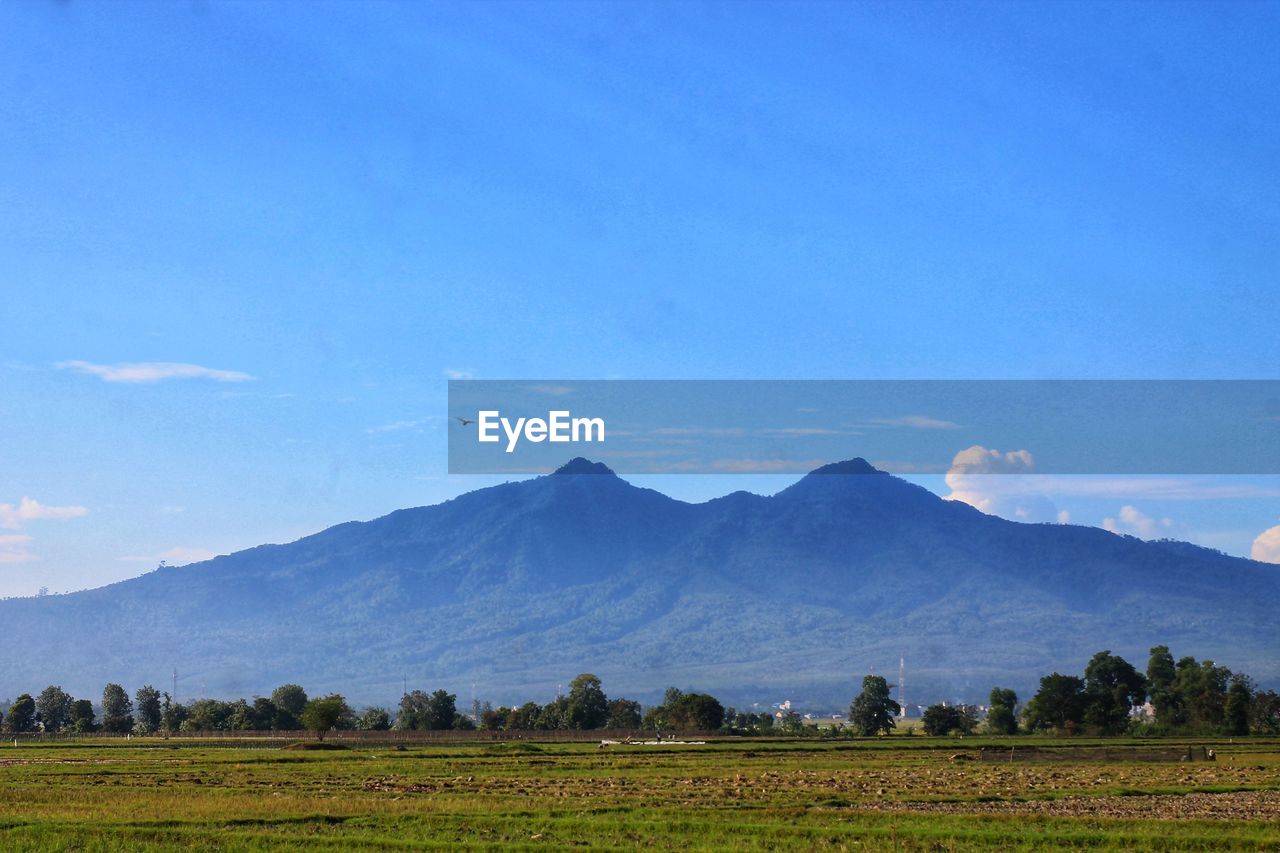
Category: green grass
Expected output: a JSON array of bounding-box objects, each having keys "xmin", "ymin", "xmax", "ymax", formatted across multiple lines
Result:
[{"xmin": 0, "ymin": 737, "xmax": 1276, "ymax": 850}]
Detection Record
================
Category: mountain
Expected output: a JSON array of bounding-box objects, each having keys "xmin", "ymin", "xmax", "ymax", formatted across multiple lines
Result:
[{"xmin": 1, "ymin": 459, "xmax": 1276, "ymax": 708}]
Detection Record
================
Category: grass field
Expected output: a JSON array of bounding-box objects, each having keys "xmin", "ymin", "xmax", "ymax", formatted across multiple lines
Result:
[{"xmin": 0, "ymin": 736, "xmax": 1277, "ymax": 850}]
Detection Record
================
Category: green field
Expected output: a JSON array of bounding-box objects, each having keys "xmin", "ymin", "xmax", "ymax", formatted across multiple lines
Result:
[{"xmin": 1, "ymin": 737, "xmax": 1277, "ymax": 850}]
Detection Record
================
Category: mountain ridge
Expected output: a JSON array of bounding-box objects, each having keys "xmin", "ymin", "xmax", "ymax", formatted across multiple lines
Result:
[{"xmin": 1, "ymin": 458, "xmax": 1275, "ymax": 708}]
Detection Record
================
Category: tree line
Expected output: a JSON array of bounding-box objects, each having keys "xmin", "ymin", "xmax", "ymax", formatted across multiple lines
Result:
[
  {"xmin": 417, "ymin": 678, "xmax": 725, "ymax": 734},
  {"xmin": 0, "ymin": 682, "xmax": 391, "ymax": 737},
  {"xmin": 0, "ymin": 675, "xmax": 655, "ymax": 739},
  {"xmin": 1020, "ymin": 646, "xmax": 1277, "ymax": 737},
  {"xmin": 2, "ymin": 647, "xmax": 1276, "ymax": 739},
  {"xmin": 0, "ymin": 675, "xmax": 726, "ymax": 738},
  {"xmin": 844, "ymin": 646, "xmax": 1279, "ymax": 738}
]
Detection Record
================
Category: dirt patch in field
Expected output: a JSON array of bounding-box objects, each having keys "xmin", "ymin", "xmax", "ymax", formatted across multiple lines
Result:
[
  {"xmin": 0, "ymin": 758, "xmax": 123, "ymax": 767},
  {"xmin": 354, "ymin": 763, "xmax": 1279, "ymax": 810},
  {"xmin": 974, "ymin": 745, "xmax": 1218, "ymax": 763},
  {"xmin": 856, "ymin": 789, "xmax": 1280, "ymax": 821}
]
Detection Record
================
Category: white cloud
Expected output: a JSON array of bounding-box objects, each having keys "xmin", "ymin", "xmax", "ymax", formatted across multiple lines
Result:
[
  {"xmin": 1103, "ymin": 505, "xmax": 1178, "ymax": 540},
  {"xmin": 0, "ymin": 534, "xmax": 35, "ymax": 563},
  {"xmin": 1021, "ymin": 477, "xmax": 1280, "ymax": 501},
  {"xmin": 761, "ymin": 427, "xmax": 844, "ymax": 437},
  {"xmin": 0, "ymin": 497, "xmax": 89, "ymax": 530},
  {"xmin": 443, "ymin": 368, "xmax": 476, "ymax": 380},
  {"xmin": 944, "ymin": 446, "xmax": 1065, "ymax": 524},
  {"xmin": 651, "ymin": 427, "xmax": 746, "ymax": 437},
  {"xmin": 117, "ymin": 546, "xmax": 217, "ymax": 565},
  {"xmin": 366, "ymin": 419, "xmax": 428, "ymax": 435},
  {"xmin": 936, "ymin": 474, "xmax": 1280, "ymax": 502},
  {"xmin": 55, "ymin": 360, "xmax": 253, "ymax": 383},
  {"xmin": 947, "ymin": 446, "xmax": 1036, "ymax": 477},
  {"xmin": 871, "ymin": 415, "xmax": 961, "ymax": 430},
  {"xmin": 1251, "ymin": 524, "xmax": 1280, "ymax": 564}
]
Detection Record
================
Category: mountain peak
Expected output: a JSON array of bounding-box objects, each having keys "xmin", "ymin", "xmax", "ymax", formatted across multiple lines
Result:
[
  {"xmin": 806, "ymin": 458, "xmax": 883, "ymax": 476},
  {"xmin": 2, "ymin": 449, "xmax": 1276, "ymax": 706},
  {"xmin": 552, "ymin": 457, "xmax": 617, "ymax": 476}
]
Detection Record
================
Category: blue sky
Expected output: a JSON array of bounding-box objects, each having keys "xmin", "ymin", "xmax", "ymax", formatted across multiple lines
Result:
[{"xmin": 3, "ymin": 0, "xmax": 1279, "ymax": 596}]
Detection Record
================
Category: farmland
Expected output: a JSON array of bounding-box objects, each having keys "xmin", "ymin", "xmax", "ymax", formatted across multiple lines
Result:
[{"xmin": 0, "ymin": 736, "xmax": 1277, "ymax": 850}]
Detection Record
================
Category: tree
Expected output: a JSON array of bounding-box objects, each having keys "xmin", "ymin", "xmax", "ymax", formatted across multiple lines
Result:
[
  {"xmin": 356, "ymin": 707, "xmax": 391, "ymax": 731},
  {"xmin": 1146, "ymin": 645, "xmax": 1181, "ymax": 728},
  {"xmin": 849, "ymin": 675, "xmax": 900, "ymax": 736},
  {"xmin": 425, "ymin": 689, "xmax": 457, "ymax": 730},
  {"xmin": 987, "ymin": 688, "xmax": 1018, "ymax": 735},
  {"xmin": 535, "ymin": 696, "xmax": 569, "ymax": 730},
  {"xmin": 250, "ymin": 697, "xmax": 279, "ymax": 730},
  {"xmin": 68, "ymin": 699, "xmax": 96, "ymax": 733},
  {"xmin": 1022, "ymin": 673, "xmax": 1086, "ymax": 733},
  {"xmin": 101, "ymin": 683, "xmax": 134, "ymax": 734},
  {"xmin": 186, "ymin": 699, "xmax": 234, "ymax": 731},
  {"xmin": 921, "ymin": 704, "xmax": 977, "ymax": 736},
  {"xmin": 335, "ymin": 701, "xmax": 358, "ymax": 731},
  {"xmin": 1224, "ymin": 675, "xmax": 1252, "ymax": 736},
  {"xmin": 1083, "ymin": 650, "xmax": 1146, "ymax": 735},
  {"xmin": 1250, "ymin": 690, "xmax": 1280, "ymax": 735},
  {"xmin": 921, "ymin": 704, "xmax": 952, "ymax": 736},
  {"xmin": 226, "ymin": 699, "xmax": 256, "ymax": 731},
  {"xmin": 723, "ymin": 709, "xmax": 776, "ymax": 735},
  {"xmin": 36, "ymin": 686, "xmax": 72, "ymax": 733},
  {"xmin": 160, "ymin": 693, "xmax": 189, "ymax": 734},
  {"xmin": 301, "ymin": 695, "xmax": 349, "ymax": 741},
  {"xmin": 396, "ymin": 691, "xmax": 428, "ymax": 730},
  {"xmin": 5, "ymin": 694, "xmax": 35, "ymax": 733},
  {"xmin": 1173, "ymin": 658, "xmax": 1231, "ymax": 731},
  {"xmin": 135, "ymin": 685, "xmax": 162, "ymax": 734},
  {"xmin": 480, "ymin": 705, "xmax": 508, "ymax": 731},
  {"xmin": 397, "ymin": 689, "xmax": 459, "ymax": 730},
  {"xmin": 642, "ymin": 690, "xmax": 724, "ymax": 731},
  {"xmin": 606, "ymin": 698, "xmax": 642, "ymax": 729},
  {"xmin": 674, "ymin": 693, "xmax": 725, "ymax": 730},
  {"xmin": 566, "ymin": 673, "xmax": 609, "ymax": 729},
  {"xmin": 506, "ymin": 702, "xmax": 542, "ymax": 730},
  {"xmin": 271, "ymin": 684, "xmax": 308, "ymax": 729}
]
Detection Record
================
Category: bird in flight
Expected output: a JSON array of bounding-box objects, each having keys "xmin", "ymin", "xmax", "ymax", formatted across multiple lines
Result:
[{"xmin": 456, "ymin": 416, "xmax": 475, "ymax": 426}]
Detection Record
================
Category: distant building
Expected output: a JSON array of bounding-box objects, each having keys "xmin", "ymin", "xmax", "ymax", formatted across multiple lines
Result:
[{"xmin": 1132, "ymin": 701, "xmax": 1156, "ymax": 721}]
